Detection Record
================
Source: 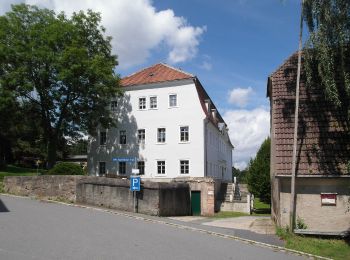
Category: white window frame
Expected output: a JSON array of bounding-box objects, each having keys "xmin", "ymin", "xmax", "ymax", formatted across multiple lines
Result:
[
  {"xmin": 179, "ymin": 126, "xmax": 189, "ymax": 142},
  {"xmin": 111, "ymin": 101, "xmax": 118, "ymax": 111},
  {"xmin": 169, "ymin": 94, "xmax": 177, "ymax": 107},
  {"xmin": 156, "ymin": 160, "xmax": 166, "ymax": 175},
  {"xmin": 119, "ymin": 161, "xmax": 126, "ymax": 175},
  {"xmin": 119, "ymin": 130, "xmax": 127, "ymax": 145},
  {"xmin": 138, "ymin": 97, "xmax": 146, "ymax": 110},
  {"xmin": 99, "ymin": 161, "xmax": 106, "ymax": 176},
  {"xmin": 180, "ymin": 160, "xmax": 190, "ymax": 174},
  {"xmin": 100, "ymin": 131, "xmax": 107, "ymax": 146},
  {"xmin": 137, "ymin": 129, "xmax": 145, "ymax": 144},
  {"xmin": 149, "ymin": 96, "xmax": 157, "ymax": 109},
  {"xmin": 157, "ymin": 128, "xmax": 166, "ymax": 143},
  {"xmin": 138, "ymin": 161, "xmax": 145, "ymax": 175}
]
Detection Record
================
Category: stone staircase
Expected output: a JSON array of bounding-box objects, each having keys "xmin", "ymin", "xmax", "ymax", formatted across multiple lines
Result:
[{"xmin": 217, "ymin": 182, "xmax": 250, "ymax": 202}]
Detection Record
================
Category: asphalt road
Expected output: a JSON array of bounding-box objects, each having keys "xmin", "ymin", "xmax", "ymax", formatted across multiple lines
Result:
[{"xmin": 0, "ymin": 195, "xmax": 304, "ymax": 260}]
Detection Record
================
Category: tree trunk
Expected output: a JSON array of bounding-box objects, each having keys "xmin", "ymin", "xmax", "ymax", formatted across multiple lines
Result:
[{"xmin": 47, "ymin": 138, "xmax": 57, "ymax": 169}]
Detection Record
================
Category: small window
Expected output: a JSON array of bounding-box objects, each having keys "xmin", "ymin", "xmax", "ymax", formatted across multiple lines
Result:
[
  {"xmin": 100, "ymin": 131, "xmax": 106, "ymax": 145},
  {"xmin": 157, "ymin": 161, "xmax": 165, "ymax": 174},
  {"xmin": 157, "ymin": 128, "xmax": 166, "ymax": 143},
  {"xmin": 150, "ymin": 96, "xmax": 157, "ymax": 109},
  {"xmin": 139, "ymin": 97, "xmax": 146, "ymax": 110},
  {"xmin": 111, "ymin": 101, "xmax": 118, "ymax": 111},
  {"xmin": 119, "ymin": 162, "xmax": 126, "ymax": 175},
  {"xmin": 169, "ymin": 94, "xmax": 177, "ymax": 107},
  {"xmin": 138, "ymin": 129, "xmax": 145, "ymax": 144},
  {"xmin": 180, "ymin": 160, "xmax": 189, "ymax": 174},
  {"xmin": 138, "ymin": 161, "xmax": 145, "ymax": 175},
  {"xmin": 180, "ymin": 126, "xmax": 189, "ymax": 142},
  {"xmin": 99, "ymin": 162, "xmax": 106, "ymax": 176},
  {"xmin": 119, "ymin": 130, "xmax": 126, "ymax": 144}
]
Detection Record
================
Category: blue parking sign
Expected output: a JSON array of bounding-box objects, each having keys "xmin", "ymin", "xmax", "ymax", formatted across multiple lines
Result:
[{"xmin": 130, "ymin": 176, "xmax": 141, "ymax": 191}]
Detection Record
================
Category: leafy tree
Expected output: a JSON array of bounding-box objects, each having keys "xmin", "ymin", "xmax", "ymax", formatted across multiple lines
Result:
[
  {"xmin": 232, "ymin": 167, "xmax": 248, "ymax": 184},
  {"xmin": 303, "ymin": 0, "xmax": 350, "ymax": 116},
  {"xmin": 0, "ymin": 4, "xmax": 121, "ymax": 168},
  {"xmin": 247, "ymin": 138, "xmax": 271, "ymax": 204}
]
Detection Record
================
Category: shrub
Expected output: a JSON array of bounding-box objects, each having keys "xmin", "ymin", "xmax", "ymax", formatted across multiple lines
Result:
[{"xmin": 48, "ymin": 162, "xmax": 84, "ymax": 175}]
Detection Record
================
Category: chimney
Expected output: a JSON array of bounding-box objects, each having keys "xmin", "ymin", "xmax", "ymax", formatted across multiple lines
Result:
[{"xmin": 204, "ymin": 99, "xmax": 211, "ymax": 111}]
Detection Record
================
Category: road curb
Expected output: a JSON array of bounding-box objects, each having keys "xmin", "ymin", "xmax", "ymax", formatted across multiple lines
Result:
[{"xmin": 0, "ymin": 194, "xmax": 331, "ymax": 260}]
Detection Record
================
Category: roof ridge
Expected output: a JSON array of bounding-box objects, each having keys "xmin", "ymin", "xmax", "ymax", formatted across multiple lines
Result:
[
  {"xmin": 269, "ymin": 51, "xmax": 299, "ymax": 78},
  {"xmin": 122, "ymin": 63, "xmax": 163, "ymax": 79},
  {"xmin": 159, "ymin": 63, "xmax": 195, "ymax": 78}
]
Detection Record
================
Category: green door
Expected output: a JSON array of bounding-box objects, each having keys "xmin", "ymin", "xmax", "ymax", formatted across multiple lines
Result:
[{"xmin": 191, "ymin": 191, "xmax": 201, "ymax": 216}]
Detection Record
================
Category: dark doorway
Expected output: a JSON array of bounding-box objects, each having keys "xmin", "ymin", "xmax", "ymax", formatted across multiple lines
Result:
[{"xmin": 191, "ymin": 191, "xmax": 201, "ymax": 216}]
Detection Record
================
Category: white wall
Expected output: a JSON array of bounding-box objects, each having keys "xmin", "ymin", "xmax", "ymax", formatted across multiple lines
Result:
[
  {"xmin": 205, "ymin": 121, "xmax": 233, "ymax": 182},
  {"xmin": 88, "ymin": 79, "xmax": 207, "ymax": 179}
]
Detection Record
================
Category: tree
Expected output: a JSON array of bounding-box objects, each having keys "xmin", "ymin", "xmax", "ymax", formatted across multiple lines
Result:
[
  {"xmin": 247, "ymin": 138, "xmax": 271, "ymax": 204},
  {"xmin": 303, "ymin": 0, "xmax": 350, "ymax": 115},
  {"xmin": 0, "ymin": 4, "xmax": 121, "ymax": 168}
]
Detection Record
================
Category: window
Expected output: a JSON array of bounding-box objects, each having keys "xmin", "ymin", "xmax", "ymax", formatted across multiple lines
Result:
[
  {"xmin": 180, "ymin": 126, "xmax": 189, "ymax": 142},
  {"xmin": 111, "ymin": 101, "xmax": 118, "ymax": 111},
  {"xmin": 180, "ymin": 160, "xmax": 189, "ymax": 174},
  {"xmin": 169, "ymin": 94, "xmax": 177, "ymax": 107},
  {"xmin": 150, "ymin": 96, "xmax": 157, "ymax": 109},
  {"xmin": 157, "ymin": 161, "xmax": 165, "ymax": 174},
  {"xmin": 137, "ymin": 129, "xmax": 146, "ymax": 144},
  {"xmin": 138, "ymin": 161, "xmax": 145, "ymax": 175},
  {"xmin": 139, "ymin": 97, "xmax": 146, "ymax": 110},
  {"xmin": 119, "ymin": 162, "xmax": 126, "ymax": 175},
  {"xmin": 138, "ymin": 129, "xmax": 145, "ymax": 144},
  {"xmin": 157, "ymin": 128, "xmax": 166, "ymax": 143},
  {"xmin": 100, "ymin": 131, "xmax": 106, "ymax": 145},
  {"xmin": 99, "ymin": 162, "xmax": 106, "ymax": 176},
  {"xmin": 119, "ymin": 130, "xmax": 126, "ymax": 144}
]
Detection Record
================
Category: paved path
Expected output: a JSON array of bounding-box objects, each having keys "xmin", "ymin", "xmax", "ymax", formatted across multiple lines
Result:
[
  {"xmin": 168, "ymin": 216, "xmax": 282, "ymax": 246},
  {"xmin": 0, "ymin": 195, "xmax": 305, "ymax": 260}
]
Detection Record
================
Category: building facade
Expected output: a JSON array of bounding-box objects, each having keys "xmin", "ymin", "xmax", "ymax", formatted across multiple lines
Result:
[
  {"xmin": 88, "ymin": 63, "xmax": 233, "ymax": 182},
  {"xmin": 267, "ymin": 53, "xmax": 350, "ymax": 234}
]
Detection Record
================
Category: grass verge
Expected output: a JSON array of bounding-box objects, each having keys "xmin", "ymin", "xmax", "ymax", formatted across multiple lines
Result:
[
  {"xmin": 252, "ymin": 198, "xmax": 271, "ymax": 216},
  {"xmin": 212, "ymin": 211, "xmax": 249, "ymax": 218},
  {"xmin": 276, "ymin": 227, "xmax": 350, "ymax": 260}
]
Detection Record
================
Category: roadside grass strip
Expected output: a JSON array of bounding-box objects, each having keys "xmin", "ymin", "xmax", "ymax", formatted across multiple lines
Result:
[{"xmin": 0, "ymin": 194, "xmax": 331, "ymax": 260}]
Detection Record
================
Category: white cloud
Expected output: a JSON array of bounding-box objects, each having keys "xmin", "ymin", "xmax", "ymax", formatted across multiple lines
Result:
[
  {"xmin": 199, "ymin": 61, "xmax": 212, "ymax": 71},
  {"xmin": 223, "ymin": 107, "xmax": 270, "ymax": 170},
  {"xmin": 2, "ymin": 0, "xmax": 205, "ymax": 68},
  {"xmin": 228, "ymin": 87, "xmax": 253, "ymax": 108}
]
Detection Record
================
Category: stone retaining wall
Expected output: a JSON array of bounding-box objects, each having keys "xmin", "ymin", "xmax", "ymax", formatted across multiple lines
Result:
[
  {"xmin": 4, "ymin": 176, "xmax": 191, "ymax": 216},
  {"xmin": 4, "ymin": 175, "xmax": 84, "ymax": 202}
]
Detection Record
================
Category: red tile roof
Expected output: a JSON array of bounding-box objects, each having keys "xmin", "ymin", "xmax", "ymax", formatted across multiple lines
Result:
[
  {"xmin": 121, "ymin": 63, "xmax": 194, "ymax": 87},
  {"xmin": 268, "ymin": 53, "xmax": 350, "ymax": 176}
]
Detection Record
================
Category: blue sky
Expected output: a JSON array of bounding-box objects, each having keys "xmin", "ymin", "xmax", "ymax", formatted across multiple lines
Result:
[{"xmin": 0, "ymin": 0, "xmax": 303, "ymax": 169}]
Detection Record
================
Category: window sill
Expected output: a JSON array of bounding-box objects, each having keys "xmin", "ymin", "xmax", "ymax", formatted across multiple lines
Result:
[
  {"xmin": 168, "ymin": 106, "xmax": 178, "ymax": 109},
  {"xmin": 179, "ymin": 141, "xmax": 190, "ymax": 144},
  {"xmin": 156, "ymin": 143, "xmax": 167, "ymax": 145}
]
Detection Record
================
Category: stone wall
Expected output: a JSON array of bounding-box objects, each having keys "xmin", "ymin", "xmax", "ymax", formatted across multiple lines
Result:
[
  {"xmin": 279, "ymin": 177, "xmax": 350, "ymax": 233},
  {"xmin": 219, "ymin": 194, "xmax": 252, "ymax": 214},
  {"xmin": 4, "ymin": 175, "xmax": 84, "ymax": 202},
  {"xmin": 76, "ymin": 177, "xmax": 191, "ymax": 216}
]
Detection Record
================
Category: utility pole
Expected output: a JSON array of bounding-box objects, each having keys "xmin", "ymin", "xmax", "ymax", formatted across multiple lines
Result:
[{"xmin": 290, "ymin": 0, "xmax": 304, "ymax": 231}]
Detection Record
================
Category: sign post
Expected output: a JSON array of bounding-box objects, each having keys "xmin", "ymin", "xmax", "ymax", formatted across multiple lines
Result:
[{"xmin": 130, "ymin": 175, "xmax": 140, "ymax": 213}]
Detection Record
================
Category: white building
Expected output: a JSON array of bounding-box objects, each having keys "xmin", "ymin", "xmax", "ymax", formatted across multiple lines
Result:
[{"xmin": 88, "ymin": 63, "xmax": 233, "ymax": 181}]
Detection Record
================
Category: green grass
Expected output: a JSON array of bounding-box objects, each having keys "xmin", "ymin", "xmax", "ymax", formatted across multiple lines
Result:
[
  {"xmin": 212, "ymin": 211, "xmax": 249, "ymax": 218},
  {"xmin": 252, "ymin": 198, "xmax": 271, "ymax": 216},
  {"xmin": 0, "ymin": 165, "xmax": 44, "ymax": 181},
  {"xmin": 276, "ymin": 227, "xmax": 350, "ymax": 260}
]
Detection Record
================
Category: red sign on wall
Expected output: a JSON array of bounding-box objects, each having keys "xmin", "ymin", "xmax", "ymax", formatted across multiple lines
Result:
[{"xmin": 321, "ymin": 193, "xmax": 337, "ymax": 206}]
